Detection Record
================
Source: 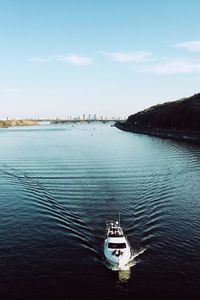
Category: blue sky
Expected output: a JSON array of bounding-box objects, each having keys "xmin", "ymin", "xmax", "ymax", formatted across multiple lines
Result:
[{"xmin": 1, "ymin": 0, "xmax": 200, "ymax": 118}]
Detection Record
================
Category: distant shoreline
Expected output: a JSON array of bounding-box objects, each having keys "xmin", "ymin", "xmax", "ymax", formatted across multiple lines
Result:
[
  {"xmin": 0, "ymin": 120, "xmax": 38, "ymax": 128},
  {"xmin": 115, "ymin": 122, "xmax": 200, "ymax": 144},
  {"xmin": 51, "ymin": 119, "xmax": 117, "ymax": 124}
]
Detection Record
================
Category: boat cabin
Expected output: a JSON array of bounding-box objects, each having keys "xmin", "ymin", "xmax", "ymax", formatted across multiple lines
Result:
[{"xmin": 108, "ymin": 222, "xmax": 123, "ymax": 237}]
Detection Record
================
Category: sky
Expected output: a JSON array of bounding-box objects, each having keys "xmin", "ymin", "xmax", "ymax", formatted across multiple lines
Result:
[{"xmin": 1, "ymin": 0, "xmax": 200, "ymax": 118}]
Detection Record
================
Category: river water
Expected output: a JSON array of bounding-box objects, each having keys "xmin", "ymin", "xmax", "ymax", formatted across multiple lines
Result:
[{"xmin": 0, "ymin": 123, "xmax": 200, "ymax": 299}]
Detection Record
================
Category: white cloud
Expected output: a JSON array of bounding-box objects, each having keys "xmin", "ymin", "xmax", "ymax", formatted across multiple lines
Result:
[
  {"xmin": 173, "ymin": 41, "xmax": 200, "ymax": 52},
  {"xmin": 99, "ymin": 51, "xmax": 152, "ymax": 62},
  {"xmin": 61, "ymin": 55, "xmax": 93, "ymax": 65},
  {"xmin": 143, "ymin": 59, "xmax": 200, "ymax": 74},
  {"xmin": 28, "ymin": 54, "xmax": 93, "ymax": 66}
]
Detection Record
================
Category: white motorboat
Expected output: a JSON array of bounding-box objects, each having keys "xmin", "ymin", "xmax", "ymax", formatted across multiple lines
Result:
[{"xmin": 104, "ymin": 218, "xmax": 131, "ymax": 268}]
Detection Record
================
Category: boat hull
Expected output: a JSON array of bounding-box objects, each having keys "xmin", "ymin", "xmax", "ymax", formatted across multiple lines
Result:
[
  {"xmin": 104, "ymin": 253, "xmax": 131, "ymax": 268},
  {"xmin": 104, "ymin": 239, "xmax": 131, "ymax": 268}
]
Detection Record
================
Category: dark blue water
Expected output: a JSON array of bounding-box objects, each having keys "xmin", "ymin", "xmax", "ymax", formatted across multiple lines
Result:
[{"xmin": 0, "ymin": 123, "xmax": 200, "ymax": 299}]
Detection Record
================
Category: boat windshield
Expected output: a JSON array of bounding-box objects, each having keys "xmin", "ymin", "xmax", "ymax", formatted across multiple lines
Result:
[
  {"xmin": 108, "ymin": 232, "xmax": 123, "ymax": 237},
  {"xmin": 108, "ymin": 243, "xmax": 126, "ymax": 249}
]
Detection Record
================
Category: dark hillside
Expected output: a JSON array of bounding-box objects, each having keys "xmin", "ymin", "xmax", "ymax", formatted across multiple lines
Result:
[
  {"xmin": 115, "ymin": 94, "xmax": 200, "ymax": 143},
  {"xmin": 124, "ymin": 93, "xmax": 200, "ymax": 131}
]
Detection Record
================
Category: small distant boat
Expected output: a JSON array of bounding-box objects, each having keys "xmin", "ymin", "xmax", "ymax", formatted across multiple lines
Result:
[{"xmin": 104, "ymin": 216, "xmax": 131, "ymax": 268}]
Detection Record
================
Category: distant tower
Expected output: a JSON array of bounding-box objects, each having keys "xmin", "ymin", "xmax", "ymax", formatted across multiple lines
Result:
[
  {"xmin": 83, "ymin": 114, "xmax": 85, "ymax": 121},
  {"xmin": 88, "ymin": 114, "xmax": 91, "ymax": 120},
  {"xmin": 94, "ymin": 114, "xmax": 97, "ymax": 120}
]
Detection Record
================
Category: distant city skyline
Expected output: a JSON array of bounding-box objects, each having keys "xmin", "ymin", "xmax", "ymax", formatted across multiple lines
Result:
[
  {"xmin": 62, "ymin": 114, "xmax": 127, "ymax": 121},
  {"xmin": 1, "ymin": 0, "xmax": 200, "ymax": 118},
  {"xmin": 4, "ymin": 114, "xmax": 127, "ymax": 121}
]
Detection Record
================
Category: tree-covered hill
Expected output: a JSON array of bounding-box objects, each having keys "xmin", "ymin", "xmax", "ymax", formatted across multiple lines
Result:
[{"xmin": 124, "ymin": 93, "xmax": 200, "ymax": 131}]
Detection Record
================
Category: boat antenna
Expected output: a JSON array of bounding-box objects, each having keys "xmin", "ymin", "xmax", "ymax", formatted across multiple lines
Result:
[{"xmin": 119, "ymin": 212, "xmax": 120, "ymax": 226}]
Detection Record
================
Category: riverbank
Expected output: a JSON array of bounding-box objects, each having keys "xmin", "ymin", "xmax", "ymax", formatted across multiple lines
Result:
[
  {"xmin": 115, "ymin": 122, "xmax": 200, "ymax": 143},
  {"xmin": 0, "ymin": 120, "xmax": 38, "ymax": 128}
]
